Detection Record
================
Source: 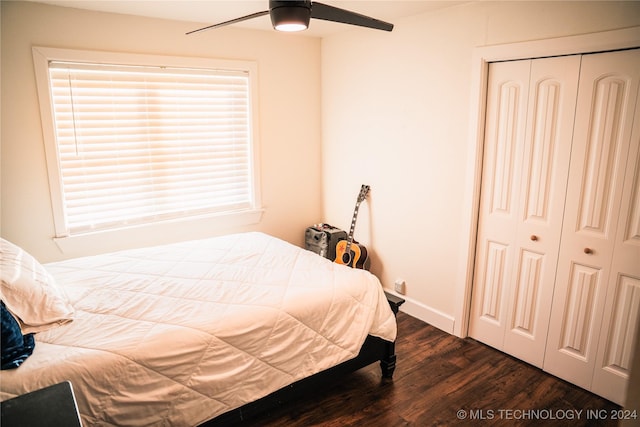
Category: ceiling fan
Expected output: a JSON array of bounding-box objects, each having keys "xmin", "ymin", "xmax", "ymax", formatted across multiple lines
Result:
[{"xmin": 186, "ymin": 0, "xmax": 394, "ymax": 35}]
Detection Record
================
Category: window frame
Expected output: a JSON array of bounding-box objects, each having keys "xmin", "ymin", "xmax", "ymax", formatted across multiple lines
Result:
[{"xmin": 32, "ymin": 47, "xmax": 263, "ymax": 246}]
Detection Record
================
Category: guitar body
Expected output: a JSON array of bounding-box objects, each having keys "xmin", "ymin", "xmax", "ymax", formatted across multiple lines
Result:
[{"xmin": 335, "ymin": 239, "xmax": 370, "ymax": 270}]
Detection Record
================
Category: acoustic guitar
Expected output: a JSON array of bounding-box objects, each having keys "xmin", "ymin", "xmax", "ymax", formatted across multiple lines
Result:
[{"xmin": 335, "ymin": 185, "xmax": 370, "ymax": 270}]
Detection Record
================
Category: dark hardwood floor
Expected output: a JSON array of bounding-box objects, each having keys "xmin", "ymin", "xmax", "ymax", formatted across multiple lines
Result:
[{"xmin": 242, "ymin": 312, "xmax": 621, "ymax": 426}]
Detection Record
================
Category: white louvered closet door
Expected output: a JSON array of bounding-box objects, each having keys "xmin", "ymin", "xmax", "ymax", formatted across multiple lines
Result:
[
  {"xmin": 468, "ymin": 55, "xmax": 580, "ymax": 368},
  {"xmin": 543, "ymin": 49, "xmax": 640, "ymax": 406}
]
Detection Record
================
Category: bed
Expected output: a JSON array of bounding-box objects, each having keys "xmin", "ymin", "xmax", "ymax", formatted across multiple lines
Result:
[{"xmin": 0, "ymin": 232, "xmax": 398, "ymax": 426}]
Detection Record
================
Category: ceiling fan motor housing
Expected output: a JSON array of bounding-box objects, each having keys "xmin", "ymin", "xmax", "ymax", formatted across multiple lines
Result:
[{"xmin": 269, "ymin": 0, "xmax": 312, "ymax": 30}]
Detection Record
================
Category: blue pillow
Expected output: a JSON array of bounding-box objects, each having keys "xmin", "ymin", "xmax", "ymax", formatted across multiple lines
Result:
[{"xmin": 1, "ymin": 301, "xmax": 35, "ymax": 369}]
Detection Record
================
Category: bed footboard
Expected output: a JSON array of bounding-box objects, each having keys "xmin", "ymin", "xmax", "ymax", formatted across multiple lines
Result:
[{"xmin": 202, "ymin": 292, "xmax": 404, "ymax": 426}]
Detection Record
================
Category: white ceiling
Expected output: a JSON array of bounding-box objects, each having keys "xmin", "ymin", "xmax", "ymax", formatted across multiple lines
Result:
[{"xmin": 22, "ymin": 0, "xmax": 467, "ymax": 37}]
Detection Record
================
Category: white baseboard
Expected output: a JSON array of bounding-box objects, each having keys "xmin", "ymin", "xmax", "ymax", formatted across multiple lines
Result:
[{"xmin": 385, "ymin": 290, "xmax": 455, "ymax": 335}]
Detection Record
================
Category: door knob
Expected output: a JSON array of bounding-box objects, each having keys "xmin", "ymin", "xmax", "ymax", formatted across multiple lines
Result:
[
  {"xmin": 584, "ymin": 247, "xmax": 593, "ymax": 255},
  {"xmin": 530, "ymin": 235, "xmax": 538, "ymax": 241}
]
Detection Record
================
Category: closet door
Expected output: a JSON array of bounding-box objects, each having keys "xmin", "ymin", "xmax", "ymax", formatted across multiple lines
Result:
[
  {"xmin": 592, "ymin": 90, "xmax": 640, "ymax": 404},
  {"xmin": 543, "ymin": 49, "xmax": 640, "ymax": 405},
  {"xmin": 503, "ymin": 56, "xmax": 581, "ymax": 366},
  {"xmin": 468, "ymin": 59, "xmax": 530, "ymax": 351},
  {"xmin": 469, "ymin": 56, "xmax": 580, "ymax": 367}
]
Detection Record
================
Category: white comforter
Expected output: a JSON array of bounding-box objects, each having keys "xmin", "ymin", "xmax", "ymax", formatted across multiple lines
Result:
[{"xmin": 0, "ymin": 232, "xmax": 396, "ymax": 426}]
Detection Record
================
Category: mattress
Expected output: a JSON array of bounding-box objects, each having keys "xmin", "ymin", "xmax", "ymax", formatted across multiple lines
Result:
[{"xmin": 0, "ymin": 232, "xmax": 396, "ymax": 426}]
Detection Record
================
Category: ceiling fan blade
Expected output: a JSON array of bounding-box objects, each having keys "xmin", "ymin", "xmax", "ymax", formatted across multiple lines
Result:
[
  {"xmin": 186, "ymin": 10, "xmax": 269, "ymax": 35},
  {"xmin": 310, "ymin": 2, "xmax": 393, "ymax": 31}
]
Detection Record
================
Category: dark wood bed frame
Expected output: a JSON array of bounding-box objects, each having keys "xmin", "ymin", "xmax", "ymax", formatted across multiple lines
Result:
[{"xmin": 201, "ymin": 292, "xmax": 405, "ymax": 426}]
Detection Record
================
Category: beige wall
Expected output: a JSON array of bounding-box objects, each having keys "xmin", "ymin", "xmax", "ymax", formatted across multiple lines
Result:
[
  {"xmin": 0, "ymin": 1, "xmax": 322, "ymax": 261},
  {"xmin": 320, "ymin": 1, "xmax": 640, "ymax": 332}
]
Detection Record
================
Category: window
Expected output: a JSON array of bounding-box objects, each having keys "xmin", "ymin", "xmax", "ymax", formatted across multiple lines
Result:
[{"xmin": 33, "ymin": 47, "xmax": 261, "ymax": 238}]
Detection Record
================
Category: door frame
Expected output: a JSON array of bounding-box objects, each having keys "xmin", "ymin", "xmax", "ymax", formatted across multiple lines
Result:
[{"xmin": 454, "ymin": 26, "xmax": 640, "ymax": 338}]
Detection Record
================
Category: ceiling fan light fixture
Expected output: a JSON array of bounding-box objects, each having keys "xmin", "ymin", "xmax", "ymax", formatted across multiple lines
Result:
[
  {"xmin": 274, "ymin": 22, "xmax": 308, "ymax": 32},
  {"xmin": 270, "ymin": 5, "xmax": 311, "ymax": 32}
]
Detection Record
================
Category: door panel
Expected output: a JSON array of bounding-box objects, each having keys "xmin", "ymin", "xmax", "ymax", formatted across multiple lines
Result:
[
  {"xmin": 470, "ymin": 55, "xmax": 581, "ymax": 368},
  {"xmin": 510, "ymin": 249, "xmax": 544, "ymax": 337},
  {"xmin": 503, "ymin": 56, "xmax": 580, "ymax": 367},
  {"xmin": 544, "ymin": 49, "xmax": 640, "ymax": 404},
  {"xmin": 479, "ymin": 240, "xmax": 510, "ymax": 325},
  {"xmin": 592, "ymin": 56, "xmax": 640, "ymax": 403},
  {"xmin": 560, "ymin": 262, "xmax": 602, "ymax": 364},
  {"xmin": 577, "ymin": 77, "xmax": 629, "ymax": 236},
  {"xmin": 469, "ymin": 60, "xmax": 530, "ymax": 350}
]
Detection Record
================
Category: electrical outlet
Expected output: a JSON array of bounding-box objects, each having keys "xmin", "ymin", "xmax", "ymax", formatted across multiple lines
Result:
[{"xmin": 394, "ymin": 278, "xmax": 406, "ymax": 295}]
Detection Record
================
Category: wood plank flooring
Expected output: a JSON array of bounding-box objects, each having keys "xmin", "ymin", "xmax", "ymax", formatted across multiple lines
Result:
[{"xmin": 241, "ymin": 312, "xmax": 621, "ymax": 426}]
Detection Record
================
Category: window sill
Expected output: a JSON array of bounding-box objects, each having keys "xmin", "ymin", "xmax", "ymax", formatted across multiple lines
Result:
[{"xmin": 52, "ymin": 209, "xmax": 264, "ymax": 258}]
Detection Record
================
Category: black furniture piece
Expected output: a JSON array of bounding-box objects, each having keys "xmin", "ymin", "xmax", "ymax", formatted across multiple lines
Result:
[{"xmin": 1, "ymin": 381, "xmax": 83, "ymax": 427}]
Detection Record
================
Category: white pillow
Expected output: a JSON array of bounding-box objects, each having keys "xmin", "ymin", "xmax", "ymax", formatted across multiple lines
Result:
[{"xmin": 0, "ymin": 238, "xmax": 74, "ymax": 333}]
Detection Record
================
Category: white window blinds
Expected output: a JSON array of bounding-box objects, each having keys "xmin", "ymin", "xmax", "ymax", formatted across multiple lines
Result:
[{"xmin": 47, "ymin": 61, "xmax": 254, "ymax": 235}]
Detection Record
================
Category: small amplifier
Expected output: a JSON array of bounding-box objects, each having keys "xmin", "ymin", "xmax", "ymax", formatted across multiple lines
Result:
[{"xmin": 305, "ymin": 224, "xmax": 347, "ymax": 261}]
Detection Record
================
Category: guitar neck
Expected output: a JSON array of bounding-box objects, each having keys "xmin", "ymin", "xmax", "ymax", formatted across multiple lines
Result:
[
  {"xmin": 346, "ymin": 202, "xmax": 362, "ymax": 248},
  {"xmin": 344, "ymin": 184, "xmax": 370, "ymax": 252}
]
